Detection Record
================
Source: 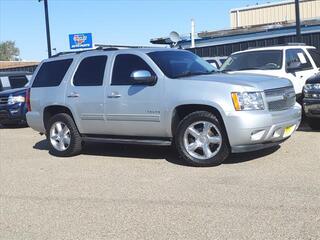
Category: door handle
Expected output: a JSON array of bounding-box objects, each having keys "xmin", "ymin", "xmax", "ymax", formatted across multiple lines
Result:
[
  {"xmin": 67, "ymin": 92, "xmax": 80, "ymax": 98},
  {"xmin": 108, "ymin": 92, "xmax": 121, "ymax": 98}
]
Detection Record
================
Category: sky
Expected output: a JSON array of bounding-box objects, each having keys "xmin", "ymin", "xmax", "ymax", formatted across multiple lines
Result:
[{"xmin": 0, "ymin": 0, "xmax": 281, "ymax": 61}]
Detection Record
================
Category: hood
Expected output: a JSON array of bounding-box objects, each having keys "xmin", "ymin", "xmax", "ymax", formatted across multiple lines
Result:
[
  {"xmin": 180, "ymin": 72, "xmax": 292, "ymax": 91},
  {"xmin": 306, "ymin": 73, "xmax": 320, "ymax": 84},
  {"xmin": 0, "ymin": 87, "xmax": 27, "ymax": 96}
]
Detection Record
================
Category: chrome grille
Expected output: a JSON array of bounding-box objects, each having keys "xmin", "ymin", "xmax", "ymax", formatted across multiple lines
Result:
[
  {"xmin": 0, "ymin": 97, "xmax": 8, "ymax": 105},
  {"xmin": 264, "ymin": 87, "xmax": 296, "ymax": 111}
]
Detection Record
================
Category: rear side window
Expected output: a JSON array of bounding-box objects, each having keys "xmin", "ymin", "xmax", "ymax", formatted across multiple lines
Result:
[
  {"xmin": 8, "ymin": 75, "xmax": 28, "ymax": 89},
  {"xmin": 32, "ymin": 59, "xmax": 73, "ymax": 87},
  {"xmin": 308, "ymin": 49, "xmax": 320, "ymax": 68},
  {"xmin": 285, "ymin": 49, "xmax": 312, "ymax": 71},
  {"xmin": 73, "ymin": 56, "xmax": 108, "ymax": 86},
  {"xmin": 112, "ymin": 54, "xmax": 155, "ymax": 85}
]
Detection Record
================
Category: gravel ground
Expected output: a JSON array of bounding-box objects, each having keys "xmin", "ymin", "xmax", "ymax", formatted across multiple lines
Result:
[{"xmin": 0, "ymin": 122, "xmax": 319, "ymax": 240}]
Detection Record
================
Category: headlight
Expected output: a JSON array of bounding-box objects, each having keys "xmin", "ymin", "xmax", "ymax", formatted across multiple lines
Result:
[
  {"xmin": 231, "ymin": 92, "xmax": 264, "ymax": 111},
  {"xmin": 304, "ymin": 83, "xmax": 320, "ymax": 91},
  {"xmin": 8, "ymin": 95, "xmax": 25, "ymax": 105}
]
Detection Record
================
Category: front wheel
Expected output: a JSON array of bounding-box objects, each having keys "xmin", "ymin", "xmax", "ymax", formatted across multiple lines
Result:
[
  {"xmin": 47, "ymin": 113, "xmax": 82, "ymax": 157},
  {"xmin": 175, "ymin": 111, "xmax": 230, "ymax": 167}
]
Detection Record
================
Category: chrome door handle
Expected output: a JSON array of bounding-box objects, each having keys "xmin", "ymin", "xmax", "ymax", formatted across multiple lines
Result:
[
  {"xmin": 67, "ymin": 92, "xmax": 80, "ymax": 98},
  {"xmin": 108, "ymin": 92, "xmax": 121, "ymax": 98}
]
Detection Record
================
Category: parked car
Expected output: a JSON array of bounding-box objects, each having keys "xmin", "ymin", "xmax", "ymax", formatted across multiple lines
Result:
[
  {"xmin": 0, "ymin": 71, "xmax": 32, "ymax": 92},
  {"xmin": 203, "ymin": 56, "xmax": 228, "ymax": 69},
  {"xmin": 303, "ymin": 73, "xmax": 320, "ymax": 130},
  {"xmin": 0, "ymin": 72, "xmax": 32, "ymax": 126},
  {"xmin": 220, "ymin": 44, "xmax": 320, "ymax": 102},
  {"xmin": 26, "ymin": 48, "xmax": 301, "ymax": 166}
]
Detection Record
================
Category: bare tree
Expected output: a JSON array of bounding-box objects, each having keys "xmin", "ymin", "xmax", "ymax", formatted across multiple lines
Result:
[{"xmin": 0, "ymin": 41, "xmax": 20, "ymax": 61}]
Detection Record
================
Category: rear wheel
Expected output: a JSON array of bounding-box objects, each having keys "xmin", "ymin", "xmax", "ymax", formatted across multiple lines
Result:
[
  {"xmin": 307, "ymin": 117, "xmax": 320, "ymax": 130},
  {"xmin": 175, "ymin": 111, "xmax": 230, "ymax": 167},
  {"xmin": 47, "ymin": 113, "xmax": 82, "ymax": 157}
]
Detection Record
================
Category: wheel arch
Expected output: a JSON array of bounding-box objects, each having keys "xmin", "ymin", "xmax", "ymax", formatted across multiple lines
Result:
[
  {"xmin": 43, "ymin": 105, "xmax": 78, "ymax": 132},
  {"xmin": 171, "ymin": 104, "xmax": 230, "ymax": 146}
]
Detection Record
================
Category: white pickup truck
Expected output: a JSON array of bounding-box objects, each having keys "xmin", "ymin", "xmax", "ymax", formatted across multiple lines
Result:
[{"xmin": 220, "ymin": 44, "xmax": 320, "ymax": 102}]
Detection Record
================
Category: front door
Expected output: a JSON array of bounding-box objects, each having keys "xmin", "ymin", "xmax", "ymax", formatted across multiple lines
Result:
[
  {"xmin": 285, "ymin": 48, "xmax": 318, "ymax": 95},
  {"xmin": 105, "ymin": 53, "xmax": 166, "ymax": 137}
]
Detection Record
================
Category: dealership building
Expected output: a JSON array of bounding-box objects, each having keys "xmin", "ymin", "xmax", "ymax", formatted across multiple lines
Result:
[{"xmin": 151, "ymin": 0, "xmax": 320, "ymax": 57}]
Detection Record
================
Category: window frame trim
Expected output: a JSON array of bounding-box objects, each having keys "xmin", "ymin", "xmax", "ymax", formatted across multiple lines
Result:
[{"xmin": 110, "ymin": 53, "xmax": 159, "ymax": 86}]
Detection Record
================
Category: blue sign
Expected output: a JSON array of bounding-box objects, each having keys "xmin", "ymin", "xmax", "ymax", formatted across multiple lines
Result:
[{"xmin": 69, "ymin": 33, "xmax": 93, "ymax": 49}]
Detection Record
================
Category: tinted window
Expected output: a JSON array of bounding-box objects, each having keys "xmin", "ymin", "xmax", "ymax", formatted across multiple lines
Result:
[
  {"xmin": 74, "ymin": 56, "xmax": 107, "ymax": 86},
  {"xmin": 148, "ymin": 51, "xmax": 215, "ymax": 79},
  {"xmin": 33, "ymin": 59, "xmax": 73, "ymax": 87},
  {"xmin": 308, "ymin": 49, "xmax": 320, "ymax": 68},
  {"xmin": 112, "ymin": 54, "xmax": 155, "ymax": 85},
  {"xmin": 8, "ymin": 75, "xmax": 28, "ymax": 89},
  {"xmin": 220, "ymin": 50, "xmax": 283, "ymax": 72},
  {"xmin": 285, "ymin": 49, "xmax": 312, "ymax": 71}
]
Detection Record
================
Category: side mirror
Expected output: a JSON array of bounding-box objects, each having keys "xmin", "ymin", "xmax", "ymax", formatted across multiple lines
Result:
[
  {"xmin": 130, "ymin": 70, "xmax": 157, "ymax": 85},
  {"xmin": 287, "ymin": 62, "xmax": 302, "ymax": 73}
]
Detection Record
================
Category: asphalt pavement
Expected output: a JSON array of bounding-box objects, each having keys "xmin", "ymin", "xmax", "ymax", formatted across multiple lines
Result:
[{"xmin": 0, "ymin": 123, "xmax": 319, "ymax": 240}]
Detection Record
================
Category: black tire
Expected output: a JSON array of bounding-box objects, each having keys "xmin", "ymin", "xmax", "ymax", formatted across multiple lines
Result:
[
  {"xmin": 46, "ymin": 113, "xmax": 82, "ymax": 157},
  {"xmin": 307, "ymin": 117, "xmax": 320, "ymax": 130},
  {"xmin": 175, "ymin": 111, "xmax": 230, "ymax": 167}
]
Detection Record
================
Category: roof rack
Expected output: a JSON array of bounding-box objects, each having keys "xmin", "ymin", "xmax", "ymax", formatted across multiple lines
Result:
[
  {"xmin": 51, "ymin": 44, "xmax": 154, "ymax": 58},
  {"xmin": 247, "ymin": 42, "xmax": 307, "ymax": 50}
]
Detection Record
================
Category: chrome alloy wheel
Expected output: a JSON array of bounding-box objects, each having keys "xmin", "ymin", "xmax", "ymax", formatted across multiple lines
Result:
[
  {"xmin": 50, "ymin": 122, "xmax": 71, "ymax": 152},
  {"xmin": 183, "ymin": 121, "xmax": 222, "ymax": 160}
]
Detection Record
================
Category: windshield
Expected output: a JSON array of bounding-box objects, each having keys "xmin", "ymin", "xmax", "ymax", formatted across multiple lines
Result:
[
  {"xmin": 220, "ymin": 50, "xmax": 283, "ymax": 72},
  {"xmin": 147, "ymin": 51, "xmax": 217, "ymax": 79}
]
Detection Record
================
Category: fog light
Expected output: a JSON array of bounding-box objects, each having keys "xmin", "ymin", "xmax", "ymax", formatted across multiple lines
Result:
[
  {"xmin": 273, "ymin": 128, "xmax": 282, "ymax": 138},
  {"xmin": 251, "ymin": 130, "xmax": 265, "ymax": 141},
  {"xmin": 10, "ymin": 109, "xmax": 19, "ymax": 114}
]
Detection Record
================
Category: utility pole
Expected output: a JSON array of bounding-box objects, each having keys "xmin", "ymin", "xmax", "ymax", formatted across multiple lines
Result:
[
  {"xmin": 39, "ymin": 0, "xmax": 52, "ymax": 58},
  {"xmin": 295, "ymin": 0, "xmax": 301, "ymax": 42}
]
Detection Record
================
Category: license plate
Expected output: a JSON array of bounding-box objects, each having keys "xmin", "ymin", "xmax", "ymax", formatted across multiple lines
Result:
[{"xmin": 283, "ymin": 125, "xmax": 296, "ymax": 138}]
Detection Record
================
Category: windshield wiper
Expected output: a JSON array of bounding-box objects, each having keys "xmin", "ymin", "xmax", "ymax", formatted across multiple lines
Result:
[{"xmin": 172, "ymin": 70, "xmax": 215, "ymax": 79}]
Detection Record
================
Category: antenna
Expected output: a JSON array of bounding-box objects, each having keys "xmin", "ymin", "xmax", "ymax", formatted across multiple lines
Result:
[{"xmin": 169, "ymin": 31, "xmax": 181, "ymax": 46}]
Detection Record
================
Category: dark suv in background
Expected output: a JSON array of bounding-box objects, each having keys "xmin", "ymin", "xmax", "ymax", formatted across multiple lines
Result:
[
  {"xmin": 0, "ymin": 72, "xmax": 32, "ymax": 127},
  {"xmin": 303, "ymin": 73, "xmax": 320, "ymax": 130}
]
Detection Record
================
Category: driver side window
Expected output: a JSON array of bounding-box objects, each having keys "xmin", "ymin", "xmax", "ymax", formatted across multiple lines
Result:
[
  {"xmin": 285, "ymin": 49, "xmax": 312, "ymax": 71},
  {"xmin": 111, "ymin": 54, "xmax": 156, "ymax": 85}
]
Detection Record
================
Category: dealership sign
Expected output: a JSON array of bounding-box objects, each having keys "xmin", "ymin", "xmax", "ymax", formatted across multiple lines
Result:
[{"xmin": 69, "ymin": 33, "xmax": 93, "ymax": 49}]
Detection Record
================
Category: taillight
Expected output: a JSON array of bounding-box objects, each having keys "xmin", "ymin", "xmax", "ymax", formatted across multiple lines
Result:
[{"xmin": 26, "ymin": 88, "xmax": 31, "ymax": 112}]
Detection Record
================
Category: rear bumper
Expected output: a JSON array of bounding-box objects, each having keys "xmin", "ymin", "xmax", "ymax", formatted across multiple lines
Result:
[
  {"xmin": 224, "ymin": 103, "xmax": 302, "ymax": 153},
  {"xmin": 26, "ymin": 111, "xmax": 45, "ymax": 133},
  {"xmin": 303, "ymin": 98, "xmax": 320, "ymax": 118},
  {"xmin": 0, "ymin": 103, "xmax": 27, "ymax": 124}
]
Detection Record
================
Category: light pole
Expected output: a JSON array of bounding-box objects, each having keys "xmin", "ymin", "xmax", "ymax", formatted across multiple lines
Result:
[
  {"xmin": 295, "ymin": 0, "xmax": 301, "ymax": 42},
  {"xmin": 39, "ymin": 0, "xmax": 52, "ymax": 58}
]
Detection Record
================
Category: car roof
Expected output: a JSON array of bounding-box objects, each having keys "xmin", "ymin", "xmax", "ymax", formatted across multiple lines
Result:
[{"xmin": 231, "ymin": 45, "xmax": 316, "ymax": 55}]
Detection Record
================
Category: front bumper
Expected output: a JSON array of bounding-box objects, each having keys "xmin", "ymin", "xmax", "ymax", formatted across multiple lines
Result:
[
  {"xmin": 0, "ymin": 103, "xmax": 27, "ymax": 124},
  {"xmin": 303, "ymin": 98, "xmax": 320, "ymax": 118},
  {"xmin": 224, "ymin": 103, "xmax": 302, "ymax": 153}
]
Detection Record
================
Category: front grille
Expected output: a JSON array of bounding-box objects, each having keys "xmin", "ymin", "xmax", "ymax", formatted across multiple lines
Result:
[
  {"xmin": 264, "ymin": 86, "xmax": 296, "ymax": 111},
  {"xmin": 0, "ymin": 110, "xmax": 9, "ymax": 120},
  {"xmin": 0, "ymin": 97, "xmax": 8, "ymax": 105}
]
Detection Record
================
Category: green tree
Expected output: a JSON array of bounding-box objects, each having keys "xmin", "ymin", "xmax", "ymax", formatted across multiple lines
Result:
[{"xmin": 0, "ymin": 41, "xmax": 20, "ymax": 61}]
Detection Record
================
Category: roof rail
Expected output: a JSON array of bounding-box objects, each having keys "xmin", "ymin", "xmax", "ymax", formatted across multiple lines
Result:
[
  {"xmin": 95, "ymin": 44, "xmax": 154, "ymax": 49},
  {"xmin": 51, "ymin": 47, "xmax": 120, "ymax": 58},
  {"xmin": 247, "ymin": 42, "xmax": 307, "ymax": 50}
]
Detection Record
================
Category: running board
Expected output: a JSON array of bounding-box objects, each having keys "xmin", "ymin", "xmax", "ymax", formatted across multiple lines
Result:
[{"xmin": 82, "ymin": 136, "xmax": 172, "ymax": 146}]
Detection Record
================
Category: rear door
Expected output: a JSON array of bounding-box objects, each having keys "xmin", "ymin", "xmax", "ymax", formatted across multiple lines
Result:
[
  {"xmin": 104, "ymin": 53, "xmax": 166, "ymax": 137},
  {"xmin": 65, "ymin": 54, "xmax": 108, "ymax": 134}
]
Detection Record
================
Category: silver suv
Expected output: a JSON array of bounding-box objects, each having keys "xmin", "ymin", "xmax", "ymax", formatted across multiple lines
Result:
[{"xmin": 27, "ymin": 48, "xmax": 301, "ymax": 166}]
